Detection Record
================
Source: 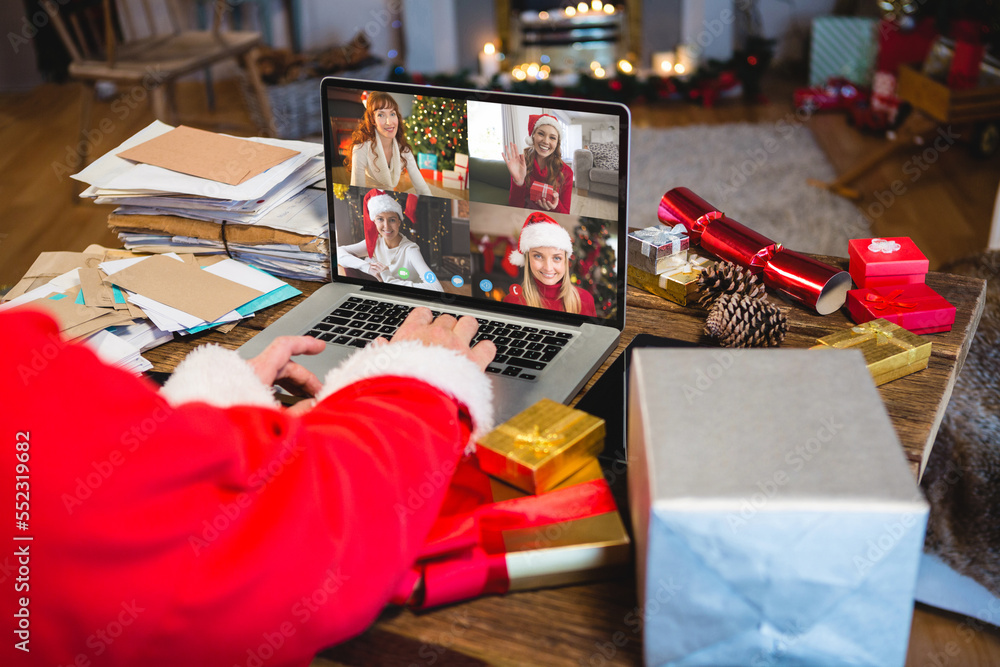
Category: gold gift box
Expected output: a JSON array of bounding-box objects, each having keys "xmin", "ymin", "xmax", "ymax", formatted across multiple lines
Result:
[
  {"xmin": 476, "ymin": 398, "xmax": 606, "ymax": 494},
  {"xmin": 626, "ymin": 252, "xmax": 715, "ymax": 306},
  {"xmin": 811, "ymin": 318, "xmax": 932, "ymax": 386},
  {"xmin": 488, "ymin": 458, "xmax": 631, "ymax": 590}
]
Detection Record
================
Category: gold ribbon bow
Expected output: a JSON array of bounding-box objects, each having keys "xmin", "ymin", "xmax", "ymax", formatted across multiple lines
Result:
[
  {"xmin": 831, "ymin": 320, "xmax": 918, "ymax": 363},
  {"xmin": 510, "ymin": 425, "xmax": 566, "ymax": 459}
]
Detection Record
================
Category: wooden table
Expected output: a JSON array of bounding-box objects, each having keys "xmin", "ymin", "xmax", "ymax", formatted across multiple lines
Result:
[{"xmin": 144, "ymin": 256, "xmax": 986, "ymax": 666}]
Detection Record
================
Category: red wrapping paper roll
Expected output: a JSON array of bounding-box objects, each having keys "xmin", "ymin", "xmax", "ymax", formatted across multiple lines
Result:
[{"xmin": 657, "ymin": 187, "xmax": 851, "ymax": 315}]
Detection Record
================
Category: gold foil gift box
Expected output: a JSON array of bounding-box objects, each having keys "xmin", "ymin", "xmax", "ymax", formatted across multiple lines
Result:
[
  {"xmin": 811, "ymin": 318, "xmax": 932, "ymax": 386},
  {"xmin": 486, "ymin": 458, "xmax": 631, "ymax": 590},
  {"xmin": 626, "ymin": 251, "xmax": 715, "ymax": 306},
  {"xmin": 476, "ymin": 398, "xmax": 606, "ymax": 494}
]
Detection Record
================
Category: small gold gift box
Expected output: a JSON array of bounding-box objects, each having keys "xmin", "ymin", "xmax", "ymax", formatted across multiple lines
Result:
[
  {"xmin": 626, "ymin": 252, "xmax": 715, "ymax": 306},
  {"xmin": 811, "ymin": 318, "xmax": 932, "ymax": 386},
  {"xmin": 476, "ymin": 398, "xmax": 606, "ymax": 494},
  {"xmin": 487, "ymin": 458, "xmax": 631, "ymax": 590}
]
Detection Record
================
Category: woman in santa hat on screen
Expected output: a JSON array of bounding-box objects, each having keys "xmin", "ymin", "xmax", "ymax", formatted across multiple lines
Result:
[
  {"xmin": 337, "ymin": 189, "xmax": 443, "ymax": 291},
  {"xmin": 502, "ymin": 112, "xmax": 573, "ymax": 214},
  {"xmin": 347, "ymin": 91, "xmax": 431, "ymax": 195},
  {"xmin": 502, "ymin": 211, "xmax": 596, "ymax": 315}
]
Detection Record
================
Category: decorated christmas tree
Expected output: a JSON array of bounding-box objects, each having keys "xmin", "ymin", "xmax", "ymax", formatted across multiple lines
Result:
[
  {"xmin": 572, "ymin": 216, "xmax": 618, "ymax": 318},
  {"xmin": 405, "ymin": 96, "xmax": 468, "ymax": 172}
]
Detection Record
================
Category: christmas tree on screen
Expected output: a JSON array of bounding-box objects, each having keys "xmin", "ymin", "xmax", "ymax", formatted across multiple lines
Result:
[
  {"xmin": 572, "ymin": 216, "xmax": 618, "ymax": 318},
  {"xmin": 405, "ymin": 96, "xmax": 468, "ymax": 171}
]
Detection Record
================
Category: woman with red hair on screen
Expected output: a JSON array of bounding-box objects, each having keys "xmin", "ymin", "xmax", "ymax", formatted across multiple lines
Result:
[
  {"xmin": 502, "ymin": 113, "xmax": 573, "ymax": 214},
  {"xmin": 502, "ymin": 211, "xmax": 596, "ymax": 316},
  {"xmin": 346, "ymin": 91, "xmax": 431, "ymax": 195}
]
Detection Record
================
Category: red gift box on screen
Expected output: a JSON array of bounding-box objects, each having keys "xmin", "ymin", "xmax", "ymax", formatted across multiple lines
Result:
[
  {"xmin": 390, "ymin": 458, "xmax": 630, "ymax": 609},
  {"xmin": 848, "ymin": 237, "xmax": 929, "ymax": 288},
  {"xmin": 530, "ymin": 181, "xmax": 555, "ymax": 204},
  {"xmin": 846, "ymin": 283, "xmax": 956, "ymax": 334}
]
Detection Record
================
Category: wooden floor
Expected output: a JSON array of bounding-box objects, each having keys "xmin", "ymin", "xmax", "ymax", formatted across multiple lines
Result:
[{"xmin": 2, "ymin": 73, "xmax": 998, "ymax": 666}]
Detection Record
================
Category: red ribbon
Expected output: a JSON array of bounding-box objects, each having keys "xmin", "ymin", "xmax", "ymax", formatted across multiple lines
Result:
[
  {"xmin": 865, "ymin": 289, "xmax": 917, "ymax": 312},
  {"xmin": 391, "ymin": 458, "xmax": 617, "ymax": 609}
]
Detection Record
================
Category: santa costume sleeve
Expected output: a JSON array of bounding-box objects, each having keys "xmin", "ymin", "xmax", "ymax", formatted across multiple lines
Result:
[{"xmin": 0, "ymin": 308, "xmax": 491, "ymax": 667}]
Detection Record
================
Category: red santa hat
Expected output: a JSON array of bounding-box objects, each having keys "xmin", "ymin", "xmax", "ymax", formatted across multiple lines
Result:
[
  {"xmin": 362, "ymin": 189, "xmax": 418, "ymax": 258},
  {"xmin": 508, "ymin": 211, "xmax": 573, "ymax": 267},
  {"xmin": 526, "ymin": 113, "xmax": 562, "ymax": 146}
]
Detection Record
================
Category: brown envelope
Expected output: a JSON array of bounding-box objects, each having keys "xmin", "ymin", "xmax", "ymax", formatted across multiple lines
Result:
[
  {"xmin": 107, "ymin": 255, "xmax": 263, "ymax": 323},
  {"xmin": 79, "ymin": 268, "xmax": 116, "ymax": 308},
  {"xmin": 25, "ymin": 288, "xmax": 111, "ymax": 331},
  {"xmin": 116, "ymin": 125, "xmax": 300, "ymax": 186}
]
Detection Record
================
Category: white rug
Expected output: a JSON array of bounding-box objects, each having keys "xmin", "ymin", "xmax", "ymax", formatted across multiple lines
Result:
[{"xmin": 628, "ymin": 123, "xmax": 872, "ymax": 257}]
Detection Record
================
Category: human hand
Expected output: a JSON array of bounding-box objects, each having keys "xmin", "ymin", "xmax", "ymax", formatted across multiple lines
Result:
[
  {"xmin": 380, "ymin": 307, "xmax": 496, "ymax": 371},
  {"xmin": 502, "ymin": 141, "xmax": 527, "ymax": 186},
  {"xmin": 247, "ymin": 335, "xmax": 326, "ymax": 410},
  {"xmin": 367, "ymin": 261, "xmax": 387, "ymax": 277},
  {"xmin": 539, "ymin": 189, "xmax": 559, "ymax": 211}
]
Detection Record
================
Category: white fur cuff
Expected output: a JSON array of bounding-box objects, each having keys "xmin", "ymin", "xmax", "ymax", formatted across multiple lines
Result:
[
  {"xmin": 316, "ymin": 340, "xmax": 494, "ymax": 448},
  {"xmin": 161, "ymin": 344, "xmax": 278, "ymax": 409}
]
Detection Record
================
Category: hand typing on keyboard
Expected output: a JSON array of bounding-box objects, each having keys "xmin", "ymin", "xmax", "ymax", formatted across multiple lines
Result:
[
  {"xmin": 381, "ymin": 307, "xmax": 496, "ymax": 372},
  {"xmin": 247, "ymin": 335, "xmax": 328, "ymax": 416}
]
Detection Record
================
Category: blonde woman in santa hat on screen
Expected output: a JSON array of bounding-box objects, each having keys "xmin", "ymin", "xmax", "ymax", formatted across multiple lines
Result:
[
  {"xmin": 337, "ymin": 189, "xmax": 443, "ymax": 291},
  {"xmin": 502, "ymin": 211, "xmax": 596, "ymax": 315},
  {"xmin": 346, "ymin": 91, "xmax": 431, "ymax": 195},
  {"xmin": 502, "ymin": 112, "xmax": 573, "ymax": 214}
]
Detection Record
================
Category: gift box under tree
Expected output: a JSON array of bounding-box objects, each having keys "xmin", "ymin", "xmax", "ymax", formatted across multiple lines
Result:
[{"xmin": 809, "ymin": 17, "xmax": 879, "ymax": 86}]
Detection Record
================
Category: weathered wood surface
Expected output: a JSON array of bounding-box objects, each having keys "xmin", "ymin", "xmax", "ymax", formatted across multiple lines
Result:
[{"xmin": 145, "ymin": 259, "xmax": 985, "ymax": 667}]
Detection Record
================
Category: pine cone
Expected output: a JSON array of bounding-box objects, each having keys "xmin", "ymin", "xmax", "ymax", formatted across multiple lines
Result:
[
  {"xmin": 704, "ymin": 293, "xmax": 788, "ymax": 348},
  {"xmin": 697, "ymin": 261, "xmax": 767, "ymax": 307}
]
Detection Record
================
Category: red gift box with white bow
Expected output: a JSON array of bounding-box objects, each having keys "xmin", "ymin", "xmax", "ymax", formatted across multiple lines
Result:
[{"xmin": 848, "ymin": 237, "xmax": 929, "ymax": 288}]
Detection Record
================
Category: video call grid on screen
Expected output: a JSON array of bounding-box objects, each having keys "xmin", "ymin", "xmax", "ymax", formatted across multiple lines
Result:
[{"xmin": 322, "ymin": 78, "xmax": 628, "ymax": 325}]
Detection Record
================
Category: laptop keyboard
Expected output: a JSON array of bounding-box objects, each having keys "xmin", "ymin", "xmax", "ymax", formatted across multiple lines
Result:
[{"xmin": 306, "ymin": 296, "xmax": 575, "ymax": 381}]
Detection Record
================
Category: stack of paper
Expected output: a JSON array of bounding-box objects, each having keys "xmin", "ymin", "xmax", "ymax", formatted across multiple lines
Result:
[
  {"xmin": 1, "ymin": 247, "xmax": 301, "ymax": 375},
  {"xmin": 73, "ymin": 121, "xmax": 329, "ymax": 282}
]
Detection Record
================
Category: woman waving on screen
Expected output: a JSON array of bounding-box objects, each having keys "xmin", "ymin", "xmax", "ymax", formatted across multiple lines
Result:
[{"xmin": 502, "ymin": 113, "xmax": 573, "ymax": 214}]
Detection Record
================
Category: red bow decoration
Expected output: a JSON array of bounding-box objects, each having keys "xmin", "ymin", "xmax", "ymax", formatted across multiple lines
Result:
[
  {"xmin": 391, "ymin": 458, "xmax": 617, "ymax": 610},
  {"xmin": 865, "ymin": 289, "xmax": 916, "ymax": 312},
  {"xmin": 657, "ymin": 187, "xmax": 851, "ymax": 315}
]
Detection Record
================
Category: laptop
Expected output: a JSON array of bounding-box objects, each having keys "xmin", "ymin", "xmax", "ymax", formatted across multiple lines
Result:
[{"xmin": 238, "ymin": 76, "xmax": 630, "ymax": 423}]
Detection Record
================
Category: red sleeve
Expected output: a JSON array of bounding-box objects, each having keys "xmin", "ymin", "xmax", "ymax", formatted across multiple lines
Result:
[
  {"xmin": 577, "ymin": 285, "xmax": 597, "ymax": 316},
  {"xmin": 554, "ymin": 163, "xmax": 573, "ymax": 214},
  {"xmin": 508, "ymin": 175, "xmax": 529, "ymax": 208},
  {"xmin": 502, "ymin": 290, "xmax": 527, "ymax": 306},
  {"xmin": 0, "ymin": 309, "xmax": 489, "ymax": 667}
]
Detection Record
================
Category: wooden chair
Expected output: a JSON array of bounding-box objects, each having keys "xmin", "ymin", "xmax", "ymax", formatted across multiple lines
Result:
[{"xmin": 40, "ymin": 0, "xmax": 277, "ymax": 169}]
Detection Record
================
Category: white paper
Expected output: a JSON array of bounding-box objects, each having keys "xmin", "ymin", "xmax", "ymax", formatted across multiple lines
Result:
[
  {"xmin": 73, "ymin": 120, "xmax": 323, "ymax": 201},
  {"xmin": 202, "ymin": 258, "xmax": 286, "ymax": 293},
  {"xmin": 0, "ymin": 269, "xmax": 82, "ymax": 311}
]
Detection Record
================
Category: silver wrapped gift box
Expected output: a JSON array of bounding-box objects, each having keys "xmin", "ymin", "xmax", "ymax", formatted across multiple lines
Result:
[{"xmin": 628, "ymin": 348, "xmax": 928, "ymax": 667}]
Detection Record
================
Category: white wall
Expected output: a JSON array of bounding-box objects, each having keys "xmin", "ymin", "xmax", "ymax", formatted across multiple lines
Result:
[{"xmin": 759, "ymin": 0, "xmax": 838, "ymax": 64}]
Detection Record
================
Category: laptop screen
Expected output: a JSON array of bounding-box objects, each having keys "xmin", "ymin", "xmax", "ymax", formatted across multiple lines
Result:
[{"xmin": 321, "ymin": 77, "xmax": 628, "ymax": 329}]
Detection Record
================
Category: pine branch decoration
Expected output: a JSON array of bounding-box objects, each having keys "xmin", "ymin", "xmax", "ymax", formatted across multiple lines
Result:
[
  {"xmin": 704, "ymin": 293, "xmax": 788, "ymax": 348},
  {"xmin": 698, "ymin": 260, "xmax": 766, "ymax": 307}
]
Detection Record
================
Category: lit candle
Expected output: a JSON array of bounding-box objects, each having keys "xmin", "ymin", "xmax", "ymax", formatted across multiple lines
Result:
[
  {"xmin": 479, "ymin": 42, "xmax": 500, "ymax": 79},
  {"xmin": 652, "ymin": 51, "xmax": 675, "ymax": 76},
  {"xmin": 675, "ymin": 45, "xmax": 695, "ymax": 76}
]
